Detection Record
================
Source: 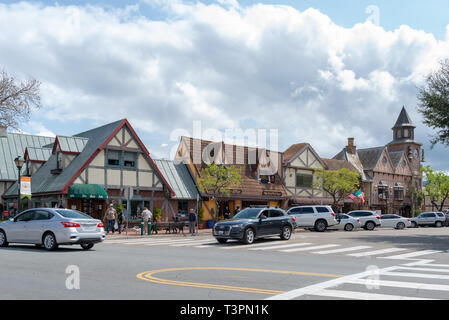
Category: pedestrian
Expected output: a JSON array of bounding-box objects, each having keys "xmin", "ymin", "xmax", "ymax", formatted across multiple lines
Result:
[
  {"xmin": 104, "ymin": 204, "xmax": 117, "ymax": 235},
  {"xmin": 233, "ymin": 206, "xmax": 240, "ymax": 217},
  {"xmin": 224, "ymin": 207, "xmax": 231, "ymax": 219},
  {"xmin": 117, "ymin": 208, "xmax": 123, "ymax": 234},
  {"xmin": 141, "ymin": 207, "xmax": 152, "ymax": 235},
  {"xmin": 189, "ymin": 208, "xmax": 197, "ymax": 236}
]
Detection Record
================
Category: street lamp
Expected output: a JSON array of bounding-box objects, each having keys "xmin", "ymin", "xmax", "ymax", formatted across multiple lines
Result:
[{"xmin": 14, "ymin": 156, "xmax": 24, "ymax": 215}]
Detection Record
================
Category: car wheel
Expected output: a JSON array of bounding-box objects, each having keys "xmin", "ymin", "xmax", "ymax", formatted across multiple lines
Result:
[
  {"xmin": 242, "ymin": 228, "xmax": 255, "ymax": 244},
  {"xmin": 0, "ymin": 230, "xmax": 8, "ymax": 247},
  {"xmin": 280, "ymin": 226, "xmax": 292, "ymax": 240},
  {"xmin": 435, "ymin": 221, "xmax": 443, "ymax": 228},
  {"xmin": 43, "ymin": 232, "xmax": 58, "ymax": 251},
  {"xmin": 314, "ymin": 220, "xmax": 327, "ymax": 232},
  {"xmin": 396, "ymin": 222, "xmax": 405, "ymax": 230},
  {"xmin": 365, "ymin": 221, "xmax": 375, "ymax": 231},
  {"xmin": 216, "ymin": 238, "xmax": 228, "ymax": 244},
  {"xmin": 80, "ymin": 243, "xmax": 94, "ymax": 250},
  {"xmin": 344, "ymin": 223, "xmax": 354, "ymax": 232},
  {"xmin": 411, "ymin": 221, "xmax": 418, "ymax": 228}
]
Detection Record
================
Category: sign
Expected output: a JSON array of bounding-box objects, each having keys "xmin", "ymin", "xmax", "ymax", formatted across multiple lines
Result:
[
  {"xmin": 262, "ymin": 190, "xmax": 282, "ymax": 197},
  {"xmin": 20, "ymin": 176, "xmax": 31, "ymax": 199}
]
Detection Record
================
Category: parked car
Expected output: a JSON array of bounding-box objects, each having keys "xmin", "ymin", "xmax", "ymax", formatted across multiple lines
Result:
[
  {"xmin": 286, "ymin": 205, "xmax": 338, "ymax": 232},
  {"xmin": 379, "ymin": 214, "xmax": 411, "ymax": 229},
  {"xmin": 347, "ymin": 210, "xmax": 381, "ymax": 230},
  {"xmin": 410, "ymin": 212, "xmax": 446, "ymax": 228},
  {"xmin": 0, "ymin": 208, "xmax": 105, "ymax": 250},
  {"xmin": 328, "ymin": 214, "xmax": 361, "ymax": 232},
  {"xmin": 213, "ymin": 207, "xmax": 295, "ymax": 244}
]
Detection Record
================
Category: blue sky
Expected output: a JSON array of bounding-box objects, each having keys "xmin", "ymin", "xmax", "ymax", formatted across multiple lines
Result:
[{"xmin": 1, "ymin": 0, "xmax": 448, "ymax": 171}]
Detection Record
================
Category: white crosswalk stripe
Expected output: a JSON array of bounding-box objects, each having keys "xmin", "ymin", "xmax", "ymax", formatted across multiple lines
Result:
[
  {"xmin": 313, "ymin": 246, "xmax": 372, "ymax": 255},
  {"xmin": 348, "ymin": 247, "xmax": 406, "ymax": 257},
  {"xmin": 249, "ymin": 243, "xmax": 313, "ymax": 251},
  {"xmin": 280, "ymin": 244, "xmax": 340, "ymax": 253},
  {"xmin": 380, "ymin": 250, "xmax": 442, "ymax": 260}
]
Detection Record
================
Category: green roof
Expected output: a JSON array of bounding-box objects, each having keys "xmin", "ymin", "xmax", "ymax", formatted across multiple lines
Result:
[
  {"xmin": 154, "ymin": 159, "xmax": 199, "ymax": 200},
  {"xmin": 68, "ymin": 184, "xmax": 108, "ymax": 199}
]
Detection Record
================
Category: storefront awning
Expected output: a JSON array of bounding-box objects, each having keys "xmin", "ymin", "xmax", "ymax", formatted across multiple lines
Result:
[{"xmin": 68, "ymin": 184, "xmax": 108, "ymax": 199}]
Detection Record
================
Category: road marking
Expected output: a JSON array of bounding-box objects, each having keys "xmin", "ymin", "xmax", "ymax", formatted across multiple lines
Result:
[
  {"xmin": 347, "ymin": 247, "xmax": 406, "ymax": 257},
  {"xmin": 396, "ymin": 266, "xmax": 449, "ymax": 273},
  {"xmin": 249, "ymin": 243, "xmax": 313, "ymax": 251},
  {"xmin": 125, "ymin": 239, "xmax": 198, "ymax": 245},
  {"xmin": 137, "ymin": 267, "xmax": 342, "ymax": 295},
  {"xmin": 172, "ymin": 240, "xmax": 218, "ymax": 247},
  {"xmin": 380, "ymin": 250, "xmax": 442, "ymax": 260},
  {"xmin": 220, "ymin": 241, "xmax": 293, "ymax": 250},
  {"xmin": 313, "ymin": 246, "xmax": 372, "ymax": 255},
  {"xmin": 347, "ymin": 279, "xmax": 449, "ymax": 292},
  {"xmin": 308, "ymin": 289, "xmax": 433, "ymax": 300},
  {"xmin": 380, "ymin": 271, "xmax": 449, "ymax": 280},
  {"xmin": 280, "ymin": 244, "xmax": 339, "ymax": 253}
]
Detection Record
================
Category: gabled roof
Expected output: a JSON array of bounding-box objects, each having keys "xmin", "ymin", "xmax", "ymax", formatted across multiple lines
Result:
[
  {"xmin": 52, "ymin": 135, "xmax": 89, "ymax": 154},
  {"xmin": 154, "ymin": 159, "xmax": 199, "ymax": 200},
  {"xmin": 24, "ymin": 147, "xmax": 52, "ymax": 163},
  {"xmin": 357, "ymin": 146, "xmax": 386, "ymax": 171},
  {"xmin": 0, "ymin": 132, "xmax": 55, "ymax": 180},
  {"xmin": 321, "ymin": 158, "xmax": 356, "ymax": 171},
  {"xmin": 5, "ymin": 119, "xmax": 175, "ymax": 197},
  {"xmin": 388, "ymin": 150, "xmax": 405, "ymax": 169},
  {"xmin": 283, "ymin": 143, "xmax": 307, "ymax": 164}
]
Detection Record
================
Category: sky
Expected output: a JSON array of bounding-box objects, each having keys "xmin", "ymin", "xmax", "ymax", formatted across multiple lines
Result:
[{"xmin": 0, "ymin": 0, "xmax": 448, "ymax": 171}]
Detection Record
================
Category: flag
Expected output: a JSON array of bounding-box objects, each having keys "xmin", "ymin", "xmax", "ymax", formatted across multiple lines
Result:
[
  {"xmin": 349, "ymin": 193, "xmax": 359, "ymax": 203},
  {"xmin": 354, "ymin": 189, "xmax": 362, "ymax": 197},
  {"xmin": 360, "ymin": 191, "xmax": 365, "ymax": 204}
]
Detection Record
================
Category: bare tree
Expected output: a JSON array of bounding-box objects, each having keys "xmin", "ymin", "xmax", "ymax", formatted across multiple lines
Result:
[{"xmin": 0, "ymin": 68, "xmax": 41, "ymax": 129}]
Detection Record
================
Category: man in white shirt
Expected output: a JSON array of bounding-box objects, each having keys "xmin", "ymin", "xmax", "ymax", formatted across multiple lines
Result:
[{"xmin": 141, "ymin": 207, "xmax": 153, "ymax": 235}]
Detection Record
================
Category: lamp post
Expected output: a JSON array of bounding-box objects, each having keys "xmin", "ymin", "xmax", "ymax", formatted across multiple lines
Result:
[{"xmin": 14, "ymin": 156, "xmax": 24, "ymax": 215}]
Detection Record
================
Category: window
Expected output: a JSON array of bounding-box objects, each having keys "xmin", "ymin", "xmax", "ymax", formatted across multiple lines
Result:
[
  {"xmin": 414, "ymin": 149, "xmax": 419, "ymax": 159},
  {"xmin": 316, "ymin": 207, "xmax": 330, "ymax": 213},
  {"xmin": 382, "ymin": 156, "xmax": 387, "ymax": 165},
  {"xmin": 56, "ymin": 209, "xmax": 93, "ymax": 219},
  {"xmin": 394, "ymin": 188, "xmax": 404, "ymax": 200},
  {"xmin": 269, "ymin": 210, "xmax": 284, "ymax": 218},
  {"xmin": 34, "ymin": 210, "xmax": 54, "ymax": 220},
  {"xmin": 123, "ymin": 152, "xmax": 136, "ymax": 168},
  {"xmin": 178, "ymin": 201, "xmax": 188, "ymax": 215},
  {"xmin": 15, "ymin": 211, "xmax": 34, "ymax": 222},
  {"xmin": 302, "ymin": 207, "xmax": 314, "ymax": 214},
  {"xmin": 403, "ymin": 129, "xmax": 409, "ymax": 138},
  {"xmin": 107, "ymin": 150, "xmax": 120, "ymax": 166},
  {"xmin": 296, "ymin": 173, "xmax": 313, "ymax": 188}
]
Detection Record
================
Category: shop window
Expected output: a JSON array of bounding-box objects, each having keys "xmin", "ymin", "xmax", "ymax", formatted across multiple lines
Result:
[
  {"xmin": 393, "ymin": 188, "xmax": 404, "ymax": 200},
  {"xmin": 178, "ymin": 201, "xmax": 188, "ymax": 216},
  {"xmin": 296, "ymin": 173, "xmax": 313, "ymax": 188}
]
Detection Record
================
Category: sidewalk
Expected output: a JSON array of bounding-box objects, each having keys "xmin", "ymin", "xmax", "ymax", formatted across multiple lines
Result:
[{"xmin": 105, "ymin": 227, "xmax": 213, "ymax": 240}]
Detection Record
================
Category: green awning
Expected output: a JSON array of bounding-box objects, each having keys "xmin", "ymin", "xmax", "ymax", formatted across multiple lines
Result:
[{"xmin": 68, "ymin": 184, "xmax": 108, "ymax": 199}]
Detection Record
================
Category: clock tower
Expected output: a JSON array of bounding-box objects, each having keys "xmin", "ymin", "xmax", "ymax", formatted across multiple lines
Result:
[{"xmin": 387, "ymin": 106, "xmax": 423, "ymax": 188}]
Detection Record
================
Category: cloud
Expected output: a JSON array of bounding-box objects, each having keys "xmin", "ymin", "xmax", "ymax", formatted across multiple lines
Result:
[{"xmin": 0, "ymin": 1, "xmax": 448, "ymax": 170}]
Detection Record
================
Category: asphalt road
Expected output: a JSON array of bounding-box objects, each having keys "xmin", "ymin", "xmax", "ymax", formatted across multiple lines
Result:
[{"xmin": 1, "ymin": 226, "xmax": 448, "ymax": 300}]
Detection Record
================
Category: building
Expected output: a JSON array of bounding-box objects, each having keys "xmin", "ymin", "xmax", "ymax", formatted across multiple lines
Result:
[
  {"xmin": 175, "ymin": 136, "xmax": 288, "ymax": 220},
  {"xmin": 333, "ymin": 107, "xmax": 423, "ymax": 216},
  {"xmin": 3, "ymin": 119, "xmax": 183, "ymax": 222},
  {"xmin": 0, "ymin": 126, "xmax": 55, "ymax": 215}
]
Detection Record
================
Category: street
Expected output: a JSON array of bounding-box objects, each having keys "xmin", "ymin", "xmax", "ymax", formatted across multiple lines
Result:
[{"xmin": 1, "ymin": 227, "xmax": 449, "ymax": 300}]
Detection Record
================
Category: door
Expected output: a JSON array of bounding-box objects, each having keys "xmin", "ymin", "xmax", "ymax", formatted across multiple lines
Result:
[
  {"xmin": 25, "ymin": 210, "xmax": 54, "ymax": 243},
  {"xmin": 256, "ymin": 210, "xmax": 272, "ymax": 236},
  {"xmin": 7, "ymin": 211, "xmax": 34, "ymax": 242},
  {"xmin": 267, "ymin": 209, "xmax": 284, "ymax": 234},
  {"xmin": 300, "ymin": 207, "xmax": 316, "ymax": 227},
  {"xmin": 380, "ymin": 215, "xmax": 394, "ymax": 228}
]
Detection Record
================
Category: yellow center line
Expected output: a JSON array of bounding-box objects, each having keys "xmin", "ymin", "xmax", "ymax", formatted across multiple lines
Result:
[{"xmin": 136, "ymin": 267, "xmax": 342, "ymax": 295}]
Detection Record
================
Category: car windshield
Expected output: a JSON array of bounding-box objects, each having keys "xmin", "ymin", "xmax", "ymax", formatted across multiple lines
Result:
[
  {"xmin": 56, "ymin": 209, "xmax": 93, "ymax": 219},
  {"xmin": 233, "ymin": 208, "xmax": 262, "ymax": 219}
]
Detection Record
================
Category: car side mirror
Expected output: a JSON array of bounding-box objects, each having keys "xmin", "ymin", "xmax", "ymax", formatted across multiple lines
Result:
[{"xmin": 259, "ymin": 215, "xmax": 267, "ymax": 221}]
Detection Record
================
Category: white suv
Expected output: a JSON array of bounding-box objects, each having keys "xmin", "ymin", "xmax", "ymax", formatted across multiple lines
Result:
[{"xmin": 287, "ymin": 206, "xmax": 338, "ymax": 232}]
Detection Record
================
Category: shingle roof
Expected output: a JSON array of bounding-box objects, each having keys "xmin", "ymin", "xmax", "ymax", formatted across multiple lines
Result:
[
  {"xmin": 394, "ymin": 106, "xmax": 414, "ymax": 128},
  {"xmin": 154, "ymin": 159, "xmax": 199, "ymax": 200},
  {"xmin": 283, "ymin": 143, "xmax": 307, "ymax": 163},
  {"xmin": 0, "ymin": 133, "xmax": 55, "ymax": 180},
  {"xmin": 388, "ymin": 150, "xmax": 404, "ymax": 169},
  {"xmin": 321, "ymin": 158, "xmax": 356, "ymax": 171},
  {"xmin": 357, "ymin": 147, "xmax": 385, "ymax": 171}
]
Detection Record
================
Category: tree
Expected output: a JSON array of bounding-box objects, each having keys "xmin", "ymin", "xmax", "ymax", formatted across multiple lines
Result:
[
  {"xmin": 417, "ymin": 59, "xmax": 449, "ymax": 148},
  {"xmin": 0, "ymin": 68, "xmax": 41, "ymax": 129},
  {"xmin": 313, "ymin": 168, "xmax": 360, "ymax": 206},
  {"xmin": 421, "ymin": 165, "xmax": 449, "ymax": 212},
  {"xmin": 198, "ymin": 163, "xmax": 242, "ymax": 221}
]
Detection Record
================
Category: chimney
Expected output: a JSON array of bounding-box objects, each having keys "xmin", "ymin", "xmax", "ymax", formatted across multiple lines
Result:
[
  {"xmin": 0, "ymin": 126, "xmax": 7, "ymax": 138},
  {"xmin": 346, "ymin": 138, "xmax": 356, "ymax": 154}
]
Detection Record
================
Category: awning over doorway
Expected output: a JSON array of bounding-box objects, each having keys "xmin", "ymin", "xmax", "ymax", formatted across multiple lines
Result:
[{"xmin": 68, "ymin": 184, "xmax": 108, "ymax": 199}]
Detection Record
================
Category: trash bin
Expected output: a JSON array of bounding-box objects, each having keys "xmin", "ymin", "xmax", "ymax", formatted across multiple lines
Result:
[{"xmin": 207, "ymin": 220, "xmax": 214, "ymax": 229}]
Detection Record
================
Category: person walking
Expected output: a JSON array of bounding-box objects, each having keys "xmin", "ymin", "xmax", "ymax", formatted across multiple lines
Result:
[
  {"xmin": 141, "ymin": 207, "xmax": 153, "ymax": 235},
  {"xmin": 105, "ymin": 204, "xmax": 117, "ymax": 235},
  {"xmin": 189, "ymin": 208, "xmax": 197, "ymax": 236}
]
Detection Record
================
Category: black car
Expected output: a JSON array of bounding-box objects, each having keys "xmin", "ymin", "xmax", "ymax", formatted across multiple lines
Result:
[{"xmin": 212, "ymin": 207, "xmax": 295, "ymax": 244}]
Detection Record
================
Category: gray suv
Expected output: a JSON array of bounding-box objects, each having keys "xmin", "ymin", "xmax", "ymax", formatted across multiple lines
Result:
[
  {"xmin": 411, "ymin": 212, "xmax": 446, "ymax": 228},
  {"xmin": 347, "ymin": 210, "xmax": 381, "ymax": 230}
]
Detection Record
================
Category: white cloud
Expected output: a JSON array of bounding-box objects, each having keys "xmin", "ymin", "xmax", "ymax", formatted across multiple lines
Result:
[{"xmin": 0, "ymin": 1, "xmax": 448, "ymax": 169}]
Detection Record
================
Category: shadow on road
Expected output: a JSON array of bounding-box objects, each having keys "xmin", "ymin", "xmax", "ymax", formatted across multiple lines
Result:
[{"xmin": 0, "ymin": 244, "xmax": 95, "ymax": 253}]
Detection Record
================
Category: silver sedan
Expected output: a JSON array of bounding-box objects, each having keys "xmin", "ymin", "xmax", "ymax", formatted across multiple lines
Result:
[
  {"xmin": 379, "ymin": 214, "xmax": 411, "ymax": 229},
  {"xmin": 328, "ymin": 214, "xmax": 362, "ymax": 232},
  {"xmin": 0, "ymin": 208, "xmax": 105, "ymax": 250}
]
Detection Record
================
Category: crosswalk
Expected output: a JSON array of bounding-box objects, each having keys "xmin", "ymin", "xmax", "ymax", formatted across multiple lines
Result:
[
  {"xmin": 268, "ymin": 261, "xmax": 449, "ymax": 300},
  {"xmin": 102, "ymin": 237, "xmax": 444, "ymax": 261}
]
